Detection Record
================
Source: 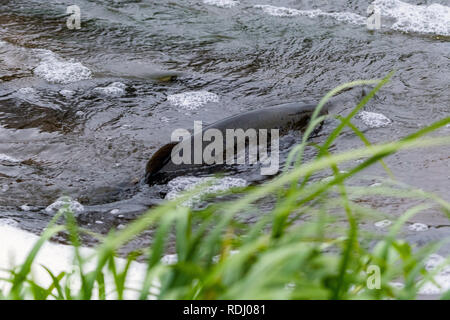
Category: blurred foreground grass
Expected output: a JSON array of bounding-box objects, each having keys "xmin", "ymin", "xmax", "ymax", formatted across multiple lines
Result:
[{"xmin": 2, "ymin": 72, "xmax": 450, "ymax": 300}]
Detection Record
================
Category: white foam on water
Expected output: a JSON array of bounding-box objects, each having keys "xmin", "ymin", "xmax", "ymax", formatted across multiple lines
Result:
[
  {"xmin": 0, "ymin": 153, "xmax": 20, "ymax": 163},
  {"xmin": 93, "ymin": 82, "xmax": 126, "ymax": 97},
  {"xmin": 165, "ymin": 176, "xmax": 248, "ymax": 207},
  {"xmin": 59, "ymin": 89, "xmax": 76, "ymax": 97},
  {"xmin": 328, "ymin": 11, "xmax": 368, "ymax": 24},
  {"xmin": 255, "ymin": 1, "xmax": 450, "ymax": 36},
  {"xmin": 0, "ymin": 224, "xmax": 147, "ymax": 299},
  {"xmin": 167, "ymin": 91, "xmax": 219, "ymax": 110},
  {"xmin": 0, "ymin": 223, "xmax": 193, "ymax": 299},
  {"xmin": 16, "ymin": 87, "xmax": 37, "ymax": 95},
  {"xmin": 20, "ymin": 204, "xmax": 31, "ymax": 211},
  {"xmin": 373, "ymin": 254, "xmax": 450, "ymax": 295},
  {"xmin": 419, "ymin": 254, "xmax": 450, "ymax": 295},
  {"xmin": 203, "ymin": 0, "xmax": 239, "ymax": 8},
  {"xmin": 255, "ymin": 5, "xmax": 315, "ymax": 17},
  {"xmin": 254, "ymin": 5, "xmax": 366, "ymax": 24},
  {"xmin": 373, "ymin": 0, "xmax": 450, "ymax": 36},
  {"xmin": 425, "ymin": 254, "xmax": 450, "ymax": 271},
  {"xmin": 14, "ymin": 87, "xmax": 39, "ymax": 101},
  {"xmin": 33, "ymin": 49, "xmax": 92, "ymax": 84},
  {"xmin": 45, "ymin": 196, "xmax": 85, "ymax": 216},
  {"xmin": 110, "ymin": 82, "xmax": 126, "ymax": 90},
  {"xmin": 375, "ymin": 219, "xmax": 392, "ymax": 228},
  {"xmin": 408, "ymin": 222, "xmax": 428, "ymax": 232},
  {"xmin": 162, "ymin": 254, "xmax": 178, "ymax": 265},
  {"xmin": 0, "ymin": 218, "xmax": 19, "ymax": 227},
  {"xmin": 358, "ymin": 111, "xmax": 392, "ymax": 128}
]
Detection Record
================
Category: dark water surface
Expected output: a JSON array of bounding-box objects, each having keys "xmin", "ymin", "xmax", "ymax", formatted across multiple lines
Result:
[{"xmin": 0, "ymin": 0, "xmax": 449, "ymax": 251}]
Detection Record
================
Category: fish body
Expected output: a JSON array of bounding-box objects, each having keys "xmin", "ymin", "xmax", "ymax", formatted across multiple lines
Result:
[{"xmin": 145, "ymin": 99, "xmax": 335, "ymax": 185}]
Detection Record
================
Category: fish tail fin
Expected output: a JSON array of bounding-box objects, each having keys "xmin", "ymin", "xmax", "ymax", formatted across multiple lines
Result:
[{"xmin": 145, "ymin": 142, "xmax": 178, "ymax": 183}]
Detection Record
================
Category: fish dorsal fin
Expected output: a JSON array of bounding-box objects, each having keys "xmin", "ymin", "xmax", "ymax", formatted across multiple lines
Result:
[{"xmin": 145, "ymin": 142, "xmax": 178, "ymax": 177}]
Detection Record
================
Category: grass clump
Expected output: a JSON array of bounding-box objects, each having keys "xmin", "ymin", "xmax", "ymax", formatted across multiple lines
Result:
[{"xmin": 1, "ymin": 72, "xmax": 450, "ymax": 300}]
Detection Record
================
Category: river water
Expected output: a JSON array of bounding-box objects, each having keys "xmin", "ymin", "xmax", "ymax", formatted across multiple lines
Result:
[{"xmin": 0, "ymin": 0, "xmax": 449, "ymax": 255}]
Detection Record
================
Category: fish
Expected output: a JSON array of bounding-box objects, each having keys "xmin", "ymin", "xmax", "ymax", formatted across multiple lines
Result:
[{"xmin": 145, "ymin": 98, "xmax": 339, "ymax": 185}]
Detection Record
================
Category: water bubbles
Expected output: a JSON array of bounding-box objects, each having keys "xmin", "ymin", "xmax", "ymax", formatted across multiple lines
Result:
[
  {"xmin": 408, "ymin": 223, "xmax": 428, "ymax": 232},
  {"xmin": 33, "ymin": 49, "xmax": 92, "ymax": 84},
  {"xmin": 375, "ymin": 219, "xmax": 392, "ymax": 228},
  {"xmin": 419, "ymin": 254, "xmax": 450, "ymax": 295},
  {"xmin": 93, "ymin": 82, "xmax": 126, "ymax": 97},
  {"xmin": 358, "ymin": 111, "xmax": 392, "ymax": 128},
  {"xmin": 203, "ymin": 0, "xmax": 239, "ymax": 8},
  {"xmin": 0, "ymin": 218, "xmax": 19, "ymax": 227},
  {"xmin": 59, "ymin": 89, "xmax": 76, "ymax": 97},
  {"xmin": 162, "ymin": 254, "xmax": 178, "ymax": 265},
  {"xmin": 165, "ymin": 176, "xmax": 247, "ymax": 207},
  {"xmin": 255, "ymin": 5, "xmax": 308, "ymax": 17},
  {"xmin": 12, "ymin": 87, "xmax": 40, "ymax": 103},
  {"xmin": 16, "ymin": 87, "xmax": 37, "ymax": 95},
  {"xmin": 254, "ymin": 5, "xmax": 366, "ymax": 24},
  {"xmin": 167, "ymin": 91, "xmax": 219, "ymax": 111},
  {"xmin": 20, "ymin": 204, "xmax": 31, "ymax": 211},
  {"xmin": 109, "ymin": 82, "xmax": 126, "ymax": 90},
  {"xmin": 255, "ymin": 1, "xmax": 450, "ymax": 36},
  {"xmin": 0, "ymin": 154, "xmax": 20, "ymax": 163},
  {"xmin": 373, "ymin": 0, "xmax": 450, "ymax": 36},
  {"xmin": 45, "ymin": 196, "xmax": 84, "ymax": 215},
  {"xmin": 425, "ymin": 254, "xmax": 450, "ymax": 272}
]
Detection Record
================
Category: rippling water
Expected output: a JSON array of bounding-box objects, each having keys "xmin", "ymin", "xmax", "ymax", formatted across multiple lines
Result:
[{"xmin": 0, "ymin": 0, "xmax": 449, "ymax": 251}]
